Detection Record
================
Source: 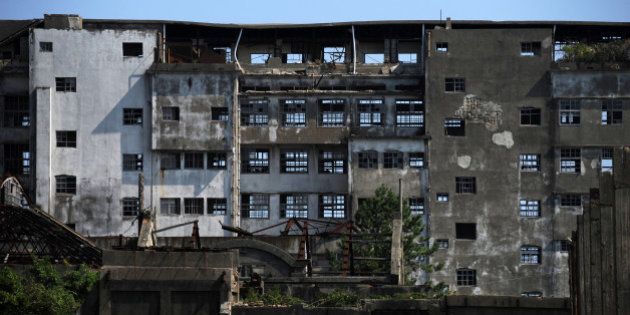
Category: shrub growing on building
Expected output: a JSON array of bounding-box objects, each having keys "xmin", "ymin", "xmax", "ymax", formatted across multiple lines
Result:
[{"xmin": 561, "ymin": 39, "xmax": 630, "ymax": 63}]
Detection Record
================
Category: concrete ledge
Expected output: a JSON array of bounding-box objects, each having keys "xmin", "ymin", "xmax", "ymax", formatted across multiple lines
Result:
[
  {"xmin": 102, "ymin": 249, "xmax": 237, "ymax": 268},
  {"xmin": 105, "ymin": 267, "xmax": 232, "ymax": 281},
  {"xmin": 446, "ymin": 295, "xmax": 570, "ymax": 309}
]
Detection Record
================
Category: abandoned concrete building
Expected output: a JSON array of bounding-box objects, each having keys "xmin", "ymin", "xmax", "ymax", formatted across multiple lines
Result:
[{"xmin": 1, "ymin": 14, "xmax": 629, "ymax": 298}]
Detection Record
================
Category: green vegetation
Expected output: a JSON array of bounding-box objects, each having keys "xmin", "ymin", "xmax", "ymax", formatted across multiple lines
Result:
[
  {"xmin": 0, "ymin": 257, "xmax": 99, "ymax": 315},
  {"xmin": 308, "ymin": 289, "xmax": 361, "ymax": 308},
  {"xmin": 242, "ymin": 287, "xmax": 303, "ymax": 306},
  {"xmin": 561, "ymin": 39, "xmax": 630, "ymax": 63}
]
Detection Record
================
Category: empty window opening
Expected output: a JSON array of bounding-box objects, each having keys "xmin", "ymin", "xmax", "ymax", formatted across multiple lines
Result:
[
  {"xmin": 184, "ymin": 198, "xmax": 204, "ymax": 215},
  {"xmin": 445, "ymin": 78, "xmax": 465, "ymax": 92},
  {"xmin": 281, "ymin": 150, "xmax": 308, "ymax": 173},
  {"xmin": 123, "ymin": 108, "xmax": 143, "ymax": 125},
  {"xmin": 319, "ymin": 99, "xmax": 345, "ymax": 127},
  {"xmin": 209, "ymin": 152, "xmax": 227, "ymax": 169},
  {"xmin": 602, "ymin": 99, "xmax": 622, "ymax": 125},
  {"xmin": 520, "ymin": 245, "xmax": 541, "ymax": 264},
  {"xmin": 395, "ymin": 99, "xmax": 424, "ymax": 127},
  {"xmin": 184, "ymin": 152, "xmax": 204, "ymax": 169},
  {"xmin": 409, "ymin": 152, "xmax": 425, "ymax": 168},
  {"xmin": 522, "ymin": 291, "xmax": 543, "ymax": 297},
  {"xmin": 123, "ymin": 154, "xmax": 143, "ymax": 171},
  {"xmin": 554, "ymin": 240, "xmax": 570, "ymax": 252},
  {"xmin": 601, "ymin": 148, "xmax": 613, "ymax": 173},
  {"xmin": 250, "ymin": 53, "xmax": 271, "ymax": 64},
  {"xmin": 456, "ymin": 268, "xmax": 477, "ymax": 286},
  {"xmin": 241, "ymin": 99, "xmax": 269, "ymax": 126},
  {"xmin": 520, "ymin": 199, "xmax": 541, "ymax": 217},
  {"xmin": 521, "ymin": 42, "xmax": 541, "ymax": 56},
  {"xmin": 122, "ymin": 197, "xmax": 139, "ymax": 217},
  {"xmin": 409, "ymin": 198, "xmax": 425, "ymax": 215},
  {"xmin": 3, "ymin": 95, "xmax": 29, "ymax": 128},
  {"xmin": 560, "ymin": 194, "xmax": 582, "ymax": 207},
  {"xmin": 560, "ymin": 148, "xmax": 581, "ymax": 173},
  {"xmin": 162, "ymin": 106, "xmax": 180, "ymax": 121},
  {"xmin": 284, "ymin": 53, "xmax": 303, "ymax": 64},
  {"xmin": 212, "ymin": 107, "xmax": 229, "ymax": 122},
  {"xmin": 444, "ymin": 118, "xmax": 465, "ymax": 136},
  {"xmin": 160, "ymin": 198, "xmax": 181, "ymax": 215},
  {"xmin": 437, "ymin": 193, "xmax": 449, "ymax": 202},
  {"xmin": 56, "ymin": 131, "xmax": 76, "ymax": 148},
  {"xmin": 436, "ymin": 239, "xmax": 449, "ymax": 249},
  {"xmin": 55, "ymin": 175, "xmax": 76, "ymax": 194},
  {"xmin": 39, "ymin": 41, "xmax": 53, "ymax": 52},
  {"xmin": 398, "ymin": 53, "xmax": 417, "ymax": 63},
  {"xmin": 241, "ymin": 194, "xmax": 269, "ymax": 218},
  {"xmin": 242, "ymin": 149, "xmax": 269, "ymax": 173},
  {"xmin": 559, "ymin": 100, "xmax": 580, "ymax": 125},
  {"xmin": 123, "ymin": 42, "xmax": 143, "ymax": 57},
  {"xmin": 323, "ymin": 47, "xmax": 345, "ymax": 63},
  {"xmin": 208, "ymin": 198, "xmax": 227, "ymax": 215},
  {"xmin": 520, "ymin": 154, "xmax": 540, "ymax": 172},
  {"xmin": 320, "ymin": 194, "xmax": 345, "ymax": 218},
  {"xmin": 281, "ymin": 194, "xmax": 309, "ymax": 218},
  {"xmin": 364, "ymin": 53, "xmax": 384, "ymax": 64},
  {"xmin": 358, "ymin": 151, "xmax": 378, "ymax": 169},
  {"xmin": 213, "ymin": 47, "xmax": 232, "ymax": 63},
  {"xmin": 319, "ymin": 150, "xmax": 346, "ymax": 174},
  {"xmin": 456, "ymin": 223, "xmax": 476, "ymax": 240},
  {"xmin": 436, "ymin": 42, "xmax": 448, "ymax": 52},
  {"xmin": 358, "ymin": 99, "xmax": 382, "ymax": 127},
  {"xmin": 282, "ymin": 99, "xmax": 306, "ymax": 127},
  {"xmin": 160, "ymin": 152, "xmax": 181, "ymax": 170},
  {"xmin": 456, "ymin": 177, "xmax": 476, "ymax": 194},
  {"xmin": 55, "ymin": 77, "xmax": 76, "ymax": 92},
  {"xmin": 384, "ymin": 151, "xmax": 403, "ymax": 169},
  {"xmin": 520, "ymin": 107, "xmax": 541, "ymax": 125},
  {"xmin": 3, "ymin": 143, "xmax": 29, "ymax": 176}
]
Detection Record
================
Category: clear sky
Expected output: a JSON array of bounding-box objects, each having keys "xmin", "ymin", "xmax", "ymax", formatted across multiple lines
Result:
[{"xmin": 1, "ymin": 0, "xmax": 629, "ymax": 23}]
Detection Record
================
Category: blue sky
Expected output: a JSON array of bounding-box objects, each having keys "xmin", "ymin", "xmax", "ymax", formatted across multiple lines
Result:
[{"xmin": 1, "ymin": 0, "xmax": 629, "ymax": 23}]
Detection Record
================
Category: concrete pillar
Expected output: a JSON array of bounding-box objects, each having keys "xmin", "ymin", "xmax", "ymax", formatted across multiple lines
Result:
[{"xmin": 35, "ymin": 87, "xmax": 51, "ymax": 213}]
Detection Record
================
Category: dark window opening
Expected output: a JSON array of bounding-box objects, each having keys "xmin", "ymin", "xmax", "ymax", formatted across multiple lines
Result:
[
  {"xmin": 55, "ymin": 77, "xmax": 76, "ymax": 92},
  {"xmin": 436, "ymin": 42, "xmax": 448, "ymax": 52},
  {"xmin": 437, "ymin": 193, "xmax": 449, "ymax": 202},
  {"xmin": 123, "ymin": 108, "xmax": 143, "ymax": 125},
  {"xmin": 358, "ymin": 151, "xmax": 378, "ymax": 169},
  {"xmin": 456, "ymin": 268, "xmax": 477, "ymax": 286},
  {"xmin": 55, "ymin": 175, "xmax": 76, "ymax": 194},
  {"xmin": 56, "ymin": 131, "xmax": 76, "ymax": 148},
  {"xmin": 319, "ymin": 194, "xmax": 345, "ymax": 219},
  {"xmin": 409, "ymin": 153, "xmax": 424, "ymax": 168},
  {"xmin": 456, "ymin": 223, "xmax": 476, "ymax": 240},
  {"xmin": 444, "ymin": 118, "xmax": 465, "ymax": 136},
  {"xmin": 560, "ymin": 194, "xmax": 582, "ymax": 207},
  {"xmin": 160, "ymin": 198, "xmax": 181, "ymax": 215},
  {"xmin": 2, "ymin": 95, "xmax": 29, "ymax": 128},
  {"xmin": 184, "ymin": 152, "xmax": 204, "ymax": 169},
  {"xmin": 560, "ymin": 148, "xmax": 581, "ymax": 173},
  {"xmin": 409, "ymin": 198, "xmax": 424, "ymax": 215},
  {"xmin": 559, "ymin": 100, "xmax": 580, "ymax": 125},
  {"xmin": 3, "ymin": 143, "xmax": 29, "ymax": 176},
  {"xmin": 319, "ymin": 99, "xmax": 345, "ymax": 127},
  {"xmin": 358, "ymin": 99, "xmax": 382, "ymax": 127},
  {"xmin": 208, "ymin": 198, "xmax": 227, "ymax": 215},
  {"xmin": 208, "ymin": 152, "xmax": 227, "ymax": 169},
  {"xmin": 319, "ymin": 150, "xmax": 346, "ymax": 174},
  {"xmin": 242, "ymin": 149, "xmax": 269, "ymax": 173},
  {"xmin": 280, "ymin": 150, "xmax": 308, "ymax": 173},
  {"xmin": 162, "ymin": 107, "xmax": 180, "ymax": 121},
  {"xmin": 384, "ymin": 151, "xmax": 403, "ymax": 169},
  {"xmin": 521, "ymin": 42, "xmax": 541, "ymax": 56},
  {"xmin": 241, "ymin": 194, "xmax": 269, "ymax": 218},
  {"xmin": 602, "ymin": 99, "xmax": 622, "ymax": 125},
  {"xmin": 212, "ymin": 107, "xmax": 229, "ymax": 122},
  {"xmin": 184, "ymin": 198, "xmax": 204, "ymax": 214},
  {"xmin": 520, "ymin": 245, "xmax": 541, "ymax": 264},
  {"xmin": 282, "ymin": 99, "xmax": 306, "ymax": 127},
  {"xmin": 456, "ymin": 177, "xmax": 476, "ymax": 194},
  {"xmin": 436, "ymin": 239, "xmax": 449, "ymax": 249},
  {"xmin": 601, "ymin": 147, "xmax": 613, "ymax": 173},
  {"xmin": 241, "ymin": 99, "xmax": 269, "ymax": 126},
  {"xmin": 395, "ymin": 100, "xmax": 424, "ymax": 127},
  {"xmin": 281, "ymin": 194, "xmax": 309, "ymax": 218},
  {"xmin": 122, "ymin": 197, "xmax": 139, "ymax": 217},
  {"xmin": 520, "ymin": 154, "xmax": 540, "ymax": 172},
  {"xmin": 520, "ymin": 107, "xmax": 541, "ymax": 125},
  {"xmin": 39, "ymin": 41, "xmax": 53, "ymax": 52},
  {"xmin": 123, "ymin": 42, "xmax": 143, "ymax": 57},
  {"xmin": 554, "ymin": 240, "xmax": 570, "ymax": 252},
  {"xmin": 123, "ymin": 154, "xmax": 143, "ymax": 171},
  {"xmin": 160, "ymin": 152, "xmax": 181, "ymax": 170},
  {"xmin": 445, "ymin": 78, "xmax": 465, "ymax": 92}
]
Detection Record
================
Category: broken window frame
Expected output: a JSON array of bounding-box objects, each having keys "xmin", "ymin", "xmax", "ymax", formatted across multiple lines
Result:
[
  {"xmin": 55, "ymin": 175, "xmax": 77, "ymax": 194},
  {"xmin": 601, "ymin": 147, "xmax": 613, "ymax": 173},
  {"xmin": 184, "ymin": 198, "xmax": 204, "ymax": 215},
  {"xmin": 395, "ymin": 99, "xmax": 424, "ymax": 128},
  {"xmin": 319, "ymin": 99, "xmax": 345, "ymax": 127},
  {"xmin": 122, "ymin": 42, "xmax": 143, "ymax": 57},
  {"xmin": 122, "ymin": 154, "xmax": 143, "ymax": 171},
  {"xmin": 520, "ymin": 42, "xmax": 541, "ymax": 57},
  {"xmin": 444, "ymin": 118, "xmax": 465, "ymax": 136},
  {"xmin": 444, "ymin": 78, "xmax": 465, "ymax": 92},
  {"xmin": 208, "ymin": 152, "xmax": 227, "ymax": 169},
  {"xmin": 122, "ymin": 197, "xmax": 139, "ymax": 217},
  {"xmin": 519, "ymin": 199, "xmax": 541, "ymax": 217},
  {"xmin": 357, "ymin": 99, "xmax": 383, "ymax": 127},
  {"xmin": 280, "ymin": 193, "xmax": 309, "ymax": 218},
  {"xmin": 160, "ymin": 152, "xmax": 181, "ymax": 170},
  {"xmin": 358, "ymin": 151, "xmax": 378, "ymax": 169},
  {"xmin": 242, "ymin": 149, "xmax": 270, "ymax": 173},
  {"xmin": 519, "ymin": 154, "xmax": 540, "ymax": 172},
  {"xmin": 208, "ymin": 198, "xmax": 227, "ymax": 215},
  {"xmin": 184, "ymin": 152, "xmax": 204, "ymax": 169},
  {"xmin": 284, "ymin": 53, "xmax": 304, "ymax": 64},
  {"xmin": 437, "ymin": 193, "xmax": 449, "ymax": 202},
  {"xmin": 160, "ymin": 198, "xmax": 181, "ymax": 215},
  {"xmin": 319, "ymin": 194, "xmax": 346, "ymax": 219},
  {"xmin": 409, "ymin": 152, "xmax": 425, "ymax": 168},
  {"xmin": 436, "ymin": 42, "xmax": 448, "ymax": 52},
  {"xmin": 455, "ymin": 223, "xmax": 477, "ymax": 240},
  {"xmin": 56, "ymin": 130, "xmax": 77, "ymax": 148},
  {"xmin": 3, "ymin": 143, "xmax": 29, "ymax": 176},
  {"xmin": 323, "ymin": 46, "xmax": 345, "ymax": 63},
  {"xmin": 554, "ymin": 240, "xmax": 570, "ymax": 252},
  {"xmin": 560, "ymin": 194, "xmax": 582, "ymax": 207},
  {"xmin": 560, "ymin": 148, "xmax": 581, "ymax": 174},
  {"xmin": 281, "ymin": 99, "xmax": 307, "ymax": 127},
  {"xmin": 436, "ymin": 239, "xmax": 449, "ymax": 249},
  {"xmin": 318, "ymin": 150, "xmax": 346, "ymax": 174},
  {"xmin": 398, "ymin": 53, "xmax": 417, "ymax": 64},
  {"xmin": 383, "ymin": 151, "xmax": 404, "ymax": 169},
  {"xmin": 39, "ymin": 41, "xmax": 53, "ymax": 52},
  {"xmin": 455, "ymin": 177, "xmax": 476, "ymax": 194},
  {"xmin": 601, "ymin": 99, "xmax": 622, "ymax": 125},
  {"xmin": 520, "ymin": 245, "xmax": 541, "ymax": 264},
  {"xmin": 162, "ymin": 106, "xmax": 180, "ymax": 121},
  {"xmin": 456, "ymin": 268, "xmax": 477, "ymax": 286},
  {"xmin": 559, "ymin": 99, "xmax": 580, "ymax": 125},
  {"xmin": 250, "ymin": 53, "xmax": 271, "ymax": 64},
  {"xmin": 280, "ymin": 150, "xmax": 309, "ymax": 173},
  {"xmin": 2, "ymin": 95, "xmax": 29, "ymax": 128},
  {"xmin": 241, "ymin": 99, "xmax": 269, "ymax": 126},
  {"xmin": 211, "ymin": 107, "xmax": 229, "ymax": 122},
  {"xmin": 123, "ymin": 108, "xmax": 143, "ymax": 125},
  {"xmin": 520, "ymin": 107, "xmax": 541, "ymax": 126},
  {"xmin": 55, "ymin": 77, "xmax": 76, "ymax": 92},
  {"xmin": 241, "ymin": 194, "xmax": 270, "ymax": 219},
  {"xmin": 364, "ymin": 53, "xmax": 384, "ymax": 64},
  {"xmin": 409, "ymin": 198, "xmax": 425, "ymax": 215}
]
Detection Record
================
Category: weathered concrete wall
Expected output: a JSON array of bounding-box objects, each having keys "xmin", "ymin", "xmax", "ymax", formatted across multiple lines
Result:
[{"xmin": 31, "ymin": 28, "xmax": 158, "ymax": 236}]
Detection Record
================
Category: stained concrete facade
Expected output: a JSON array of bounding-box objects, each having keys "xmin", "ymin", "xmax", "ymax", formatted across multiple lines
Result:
[{"xmin": 6, "ymin": 14, "xmax": 630, "ymax": 297}]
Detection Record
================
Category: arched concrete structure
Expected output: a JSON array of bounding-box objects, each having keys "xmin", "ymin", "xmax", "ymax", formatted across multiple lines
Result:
[{"xmin": 213, "ymin": 238, "xmax": 304, "ymax": 277}]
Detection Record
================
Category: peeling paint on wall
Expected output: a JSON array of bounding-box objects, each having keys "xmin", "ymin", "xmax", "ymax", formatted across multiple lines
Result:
[
  {"xmin": 457, "ymin": 155, "xmax": 472, "ymax": 169},
  {"xmin": 455, "ymin": 95, "xmax": 503, "ymax": 131},
  {"xmin": 491, "ymin": 131, "xmax": 514, "ymax": 149}
]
